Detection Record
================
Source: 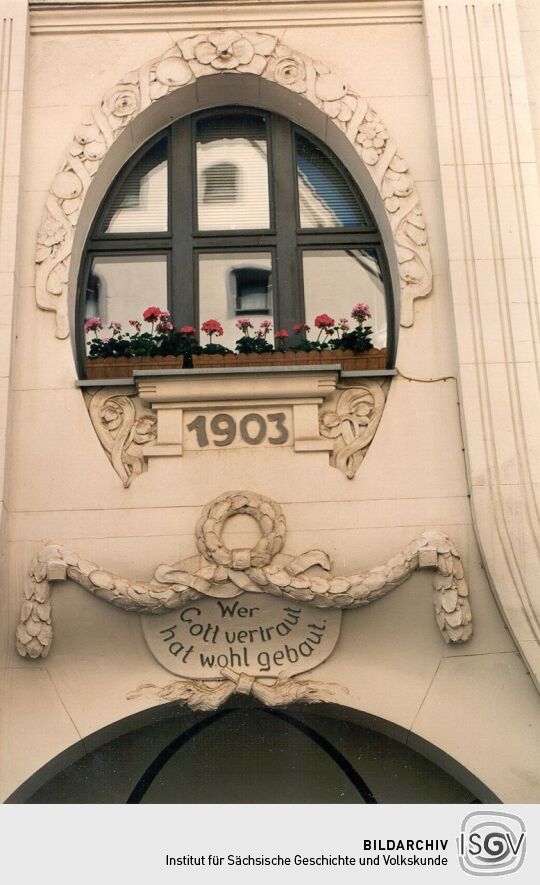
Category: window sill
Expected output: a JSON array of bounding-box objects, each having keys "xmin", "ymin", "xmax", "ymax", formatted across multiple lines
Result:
[{"xmin": 77, "ymin": 365, "xmax": 396, "ymax": 389}]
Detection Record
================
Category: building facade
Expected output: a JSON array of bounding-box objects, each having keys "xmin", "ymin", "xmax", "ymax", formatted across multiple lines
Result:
[{"xmin": 1, "ymin": 0, "xmax": 540, "ymax": 803}]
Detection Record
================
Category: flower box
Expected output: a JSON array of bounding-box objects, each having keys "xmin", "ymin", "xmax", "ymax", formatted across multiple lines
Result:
[
  {"xmin": 85, "ymin": 355, "xmax": 187, "ymax": 380},
  {"xmin": 191, "ymin": 348, "xmax": 387, "ymax": 371},
  {"xmin": 192, "ymin": 352, "xmax": 301, "ymax": 369}
]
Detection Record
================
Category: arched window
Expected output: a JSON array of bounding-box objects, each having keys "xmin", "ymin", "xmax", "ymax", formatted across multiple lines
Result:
[{"xmin": 78, "ymin": 107, "xmax": 393, "ymax": 364}]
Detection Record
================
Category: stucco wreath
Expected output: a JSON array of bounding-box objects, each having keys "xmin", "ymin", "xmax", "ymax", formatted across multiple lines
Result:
[{"xmin": 35, "ymin": 30, "xmax": 432, "ymax": 338}]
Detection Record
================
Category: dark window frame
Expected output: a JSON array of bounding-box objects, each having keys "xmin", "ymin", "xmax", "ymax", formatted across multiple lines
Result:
[{"xmin": 77, "ymin": 106, "xmax": 394, "ymax": 373}]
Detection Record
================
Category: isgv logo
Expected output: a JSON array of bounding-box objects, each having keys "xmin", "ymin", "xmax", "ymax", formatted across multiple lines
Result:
[{"xmin": 458, "ymin": 811, "xmax": 526, "ymax": 876}]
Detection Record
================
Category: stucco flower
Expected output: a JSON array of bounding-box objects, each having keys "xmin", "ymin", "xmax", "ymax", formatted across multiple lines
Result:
[
  {"xmin": 132, "ymin": 416, "xmax": 158, "ymax": 445},
  {"xmin": 37, "ymin": 216, "xmax": 66, "ymax": 250},
  {"xmin": 267, "ymin": 52, "xmax": 307, "ymax": 93},
  {"xmin": 102, "ymin": 84, "xmax": 140, "ymax": 120},
  {"xmin": 180, "ymin": 31, "xmax": 275, "ymax": 75},
  {"xmin": 194, "ymin": 30, "xmax": 255, "ymax": 70},
  {"xmin": 101, "ymin": 402, "xmax": 123, "ymax": 432},
  {"xmin": 356, "ymin": 115, "xmax": 388, "ymax": 166}
]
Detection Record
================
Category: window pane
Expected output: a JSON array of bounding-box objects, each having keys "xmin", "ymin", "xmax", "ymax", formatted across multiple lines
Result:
[
  {"xmin": 302, "ymin": 249, "xmax": 386, "ymax": 348},
  {"xmin": 102, "ymin": 139, "xmax": 168, "ymax": 233},
  {"xmin": 196, "ymin": 114, "xmax": 270, "ymax": 230},
  {"xmin": 198, "ymin": 252, "xmax": 273, "ymax": 350},
  {"xmin": 296, "ymin": 133, "xmax": 370, "ymax": 229},
  {"xmin": 84, "ymin": 255, "xmax": 168, "ymax": 347}
]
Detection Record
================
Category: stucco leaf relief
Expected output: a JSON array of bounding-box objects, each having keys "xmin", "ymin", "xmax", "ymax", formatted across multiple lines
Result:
[
  {"xmin": 17, "ymin": 491, "xmax": 472, "ymax": 710},
  {"xmin": 84, "ymin": 388, "xmax": 157, "ymax": 487},
  {"xmin": 36, "ymin": 30, "xmax": 432, "ymax": 338},
  {"xmin": 127, "ymin": 668, "xmax": 340, "ymax": 713}
]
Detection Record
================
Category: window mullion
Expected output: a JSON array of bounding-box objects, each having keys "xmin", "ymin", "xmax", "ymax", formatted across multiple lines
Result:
[
  {"xmin": 170, "ymin": 118, "xmax": 195, "ymax": 327},
  {"xmin": 270, "ymin": 115, "xmax": 302, "ymax": 332}
]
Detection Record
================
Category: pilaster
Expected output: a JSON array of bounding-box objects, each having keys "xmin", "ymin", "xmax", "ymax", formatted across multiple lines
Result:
[{"xmin": 423, "ymin": 0, "xmax": 540, "ymax": 687}]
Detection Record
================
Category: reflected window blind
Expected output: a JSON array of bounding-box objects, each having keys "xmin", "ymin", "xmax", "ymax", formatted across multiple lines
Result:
[
  {"xmin": 196, "ymin": 114, "xmax": 270, "ymax": 230},
  {"xmin": 296, "ymin": 133, "xmax": 369, "ymax": 229},
  {"xmin": 102, "ymin": 138, "xmax": 168, "ymax": 233}
]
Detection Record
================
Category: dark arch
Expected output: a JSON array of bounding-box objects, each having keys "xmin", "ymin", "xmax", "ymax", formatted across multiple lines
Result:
[
  {"xmin": 125, "ymin": 707, "xmax": 376, "ymax": 804},
  {"xmin": 70, "ymin": 74, "xmax": 401, "ymax": 365},
  {"xmin": 266, "ymin": 709, "xmax": 377, "ymax": 803},
  {"xmin": 126, "ymin": 709, "xmax": 231, "ymax": 803},
  {"xmin": 4, "ymin": 700, "xmax": 500, "ymax": 804}
]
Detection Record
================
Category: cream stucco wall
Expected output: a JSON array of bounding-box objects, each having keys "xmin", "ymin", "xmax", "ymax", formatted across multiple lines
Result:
[{"xmin": 1, "ymin": 0, "xmax": 540, "ymax": 803}]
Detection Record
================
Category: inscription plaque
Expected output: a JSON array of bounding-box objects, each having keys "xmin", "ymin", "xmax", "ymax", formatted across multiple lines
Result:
[
  {"xmin": 184, "ymin": 409, "xmax": 292, "ymax": 450},
  {"xmin": 142, "ymin": 593, "xmax": 342, "ymax": 679}
]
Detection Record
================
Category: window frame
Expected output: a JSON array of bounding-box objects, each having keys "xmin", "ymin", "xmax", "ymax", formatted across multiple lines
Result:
[{"xmin": 77, "ymin": 105, "xmax": 395, "ymax": 373}]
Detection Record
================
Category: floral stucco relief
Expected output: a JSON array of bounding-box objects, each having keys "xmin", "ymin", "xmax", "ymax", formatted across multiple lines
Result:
[{"xmin": 36, "ymin": 30, "xmax": 432, "ymax": 338}]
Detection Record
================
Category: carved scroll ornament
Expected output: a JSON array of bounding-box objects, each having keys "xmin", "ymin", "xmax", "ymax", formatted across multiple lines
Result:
[
  {"xmin": 84, "ymin": 387, "xmax": 157, "ymax": 487},
  {"xmin": 37, "ymin": 30, "xmax": 431, "ymax": 338},
  {"xmin": 17, "ymin": 491, "xmax": 472, "ymax": 677},
  {"xmin": 320, "ymin": 380, "xmax": 388, "ymax": 479}
]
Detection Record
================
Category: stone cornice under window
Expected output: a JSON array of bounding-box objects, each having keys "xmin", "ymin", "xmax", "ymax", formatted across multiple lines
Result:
[
  {"xmin": 77, "ymin": 366, "xmax": 393, "ymax": 484},
  {"xmin": 29, "ymin": 2, "xmax": 422, "ymax": 35}
]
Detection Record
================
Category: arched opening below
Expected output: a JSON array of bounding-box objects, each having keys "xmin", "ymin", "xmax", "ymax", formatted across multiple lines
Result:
[{"xmin": 6, "ymin": 703, "xmax": 495, "ymax": 804}]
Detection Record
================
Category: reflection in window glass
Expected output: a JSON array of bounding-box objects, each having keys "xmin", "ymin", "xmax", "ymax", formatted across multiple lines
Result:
[
  {"xmin": 196, "ymin": 114, "xmax": 270, "ymax": 230},
  {"xmin": 198, "ymin": 253, "xmax": 273, "ymax": 349},
  {"xmin": 296, "ymin": 133, "xmax": 369, "ymax": 229},
  {"xmin": 203, "ymin": 163, "xmax": 238, "ymax": 203},
  {"xmin": 302, "ymin": 249, "xmax": 386, "ymax": 348},
  {"xmin": 84, "ymin": 255, "xmax": 168, "ymax": 347},
  {"xmin": 102, "ymin": 139, "xmax": 168, "ymax": 233}
]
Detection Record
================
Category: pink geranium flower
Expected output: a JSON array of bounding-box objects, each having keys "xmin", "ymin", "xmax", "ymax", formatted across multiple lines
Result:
[
  {"xmin": 293, "ymin": 322, "xmax": 310, "ymax": 335},
  {"xmin": 143, "ymin": 306, "xmax": 162, "ymax": 322},
  {"xmin": 275, "ymin": 329, "xmax": 289, "ymax": 351},
  {"xmin": 156, "ymin": 320, "xmax": 174, "ymax": 334},
  {"xmin": 180, "ymin": 325, "xmax": 196, "ymax": 335},
  {"xmin": 201, "ymin": 319, "xmax": 224, "ymax": 340},
  {"xmin": 351, "ymin": 302, "xmax": 371, "ymax": 322},
  {"xmin": 314, "ymin": 313, "xmax": 336, "ymax": 343},
  {"xmin": 109, "ymin": 321, "xmax": 122, "ymax": 334},
  {"xmin": 314, "ymin": 313, "xmax": 335, "ymax": 329},
  {"xmin": 235, "ymin": 318, "xmax": 253, "ymax": 333},
  {"xmin": 84, "ymin": 316, "xmax": 102, "ymax": 334},
  {"xmin": 129, "ymin": 319, "xmax": 141, "ymax": 332},
  {"xmin": 258, "ymin": 319, "xmax": 272, "ymax": 339}
]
